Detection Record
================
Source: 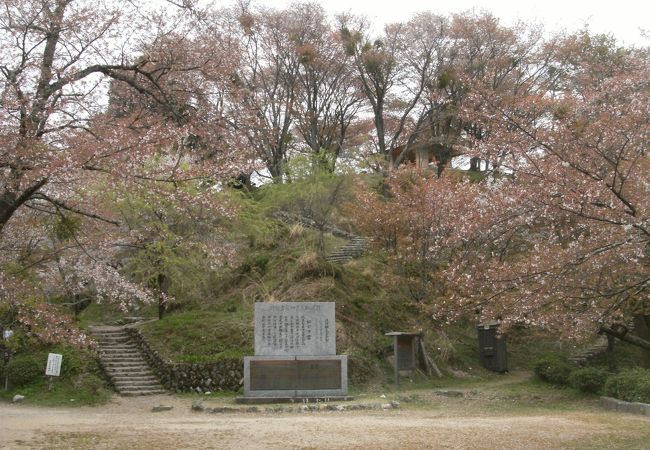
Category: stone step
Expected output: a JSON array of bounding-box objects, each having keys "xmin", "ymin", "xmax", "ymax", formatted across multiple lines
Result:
[
  {"xmin": 112, "ymin": 375, "xmax": 158, "ymax": 382},
  {"xmin": 114, "ymin": 381, "xmax": 163, "ymax": 389},
  {"xmin": 329, "ymin": 249, "xmax": 366, "ymax": 254},
  {"xmin": 100, "ymin": 354, "xmax": 146, "ymax": 360},
  {"xmin": 102, "ymin": 360, "xmax": 148, "ymax": 366},
  {"xmin": 100, "ymin": 344, "xmax": 139, "ymax": 349},
  {"xmin": 103, "ymin": 362, "xmax": 149, "ymax": 369},
  {"xmin": 93, "ymin": 332, "xmax": 129, "ymax": 338},
  {"xmin": 107, "ymin": 370, "xmax": 155, "ymax": 378},
  {"xmin": 114, "ymin": 381, "xmax": 162, "ymax": 389},
  {"xmin": 102, "ymin": 359, "xmax": 149, "ymax": 366},
  {"xmin": 95, "ymin": 334, "xmax": 130, "ymax": 340},
  {"xmin": 99, "ymin": 348, "xmax": 139, "ymax": 353},
  {"xmin": 102, "ymin": 362, "xmax": 149, "ymax": 369},
  {"xmin": 102, "ymin": 360, "xmax": 149, "ymax": 369},
  {"xmin": 97, "ymin": 339, "xmax": 132, "ymax": 345},
  {"xmin": 120, "ymin": 389, "xmax": 166, "ymax": 396},
  {"xmin": 102, "ymin": 359, "xmax": 148, "ymax": 367},
  {"xmin": 100, "ymin": 349, "xmax": 140, "ymax": 355},
  {"xmin": 105, "ymin": 369, "xmax": 151, "ymax": 376}
]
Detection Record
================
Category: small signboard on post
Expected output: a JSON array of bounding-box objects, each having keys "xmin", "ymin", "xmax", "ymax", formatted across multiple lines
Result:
[
  {"xmin": 45, "ymin": 353, "xmax": 63, "ymax": 391},
  {"xmin": 45, "ymin": 353, "xmax": 63, "ymax": 377}
]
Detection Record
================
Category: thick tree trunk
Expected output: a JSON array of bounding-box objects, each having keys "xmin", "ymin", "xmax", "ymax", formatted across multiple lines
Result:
[
  {"xmin": 0, "ymin": 178, "xmax": 48, "ymax": 233},
  {"xmin": 157, "ymin": 273, "xmax": 169, "ymax": 320},
  {"xmin": 633, "ymin": 315, "xmax": 650, "ymax": 368},
  {"xmin": 606, "ymin": 334, "xmax": 617, "ymax": 372}
]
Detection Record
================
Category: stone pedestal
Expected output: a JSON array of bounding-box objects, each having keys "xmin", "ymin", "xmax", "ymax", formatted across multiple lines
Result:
[{"xmin": 243, "ymin": 355, "xmax": 348, "ymax": 398}]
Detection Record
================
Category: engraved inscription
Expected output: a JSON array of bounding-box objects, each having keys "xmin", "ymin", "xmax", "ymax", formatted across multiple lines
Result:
[{"xmin": 254, "ymin": 302, "xmax": 336, "ymax": 356}]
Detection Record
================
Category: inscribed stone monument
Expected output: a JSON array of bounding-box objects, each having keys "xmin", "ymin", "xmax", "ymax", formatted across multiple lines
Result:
[{"xmin": 241, "ymin": 301, "xmax": 348, "ymax": 400}]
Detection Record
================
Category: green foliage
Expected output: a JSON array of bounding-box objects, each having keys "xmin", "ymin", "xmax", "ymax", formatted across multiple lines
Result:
[
  {"xmin": 568, "ymin": 367, "xmax": 608, "ymax": 394},
  {"xmin": 141, "ymin": 308, "xmax": 253, "ymax": 363},
  {"xmin": 5, "ymin": 352, "xmax": 45, "ymax": 387},
  {"xmin": 437, "ymin": 68, "xmax": 456, "ymax": 89},
  {"xmin": 51, "ymin": 215, "xmax": 81, "ymax": 242},
  {"xmin": 259, "ymin": 171, "xmax": 351, "ymax": 222},
  {"xmin": 533, "ymin": 354, "xmax": 573, "ymax": 385},
  {"xmin": 603, "ymin": 368, "xmax": 650, "ymax": 403},
  {"xmin": 2, "ymin": 344, "xmax": 106, "ymax": 402},
  {"xmin": 228, "ymin": 190, "xmax": 284, "ymax": 249},
  {"xmin": 6, "ymin": 345, "xmax": 100, "ymax": 387}
]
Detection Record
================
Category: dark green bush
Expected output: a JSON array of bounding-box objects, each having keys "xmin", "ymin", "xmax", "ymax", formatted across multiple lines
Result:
[
  {"xmin": 6, "ymin": 352, "xmax": 46, "ymax": 387},
  {"xmin": 5, "ymin": 346, "xmax": 101, "ymax": 389},
  {"xmin": 603, "ymin": 368, "xmax": 650, "ymax": 403},
  {"xmin": 569, "ymin": 367, "xmax": 608, "ymax": 393},
  {"xmin": 533, "ymin": 354, "xmax": 573, "ymax": 385}
]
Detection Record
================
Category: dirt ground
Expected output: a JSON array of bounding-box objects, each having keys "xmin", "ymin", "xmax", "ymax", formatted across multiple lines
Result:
[{"xmin": 2, "ymin": 393, "xmax": 650, "ymax": 450}]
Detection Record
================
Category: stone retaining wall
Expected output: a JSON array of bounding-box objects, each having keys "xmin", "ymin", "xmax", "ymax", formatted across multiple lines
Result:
[
  {"xmin": 600, "ymin": 396, "xmax": 650, "ymax": 417},
  {"xmin": 125, "ymin": 327, "xmax": 243, "ymax": 393}
]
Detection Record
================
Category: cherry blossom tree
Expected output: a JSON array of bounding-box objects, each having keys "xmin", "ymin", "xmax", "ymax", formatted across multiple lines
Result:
[
  {"xmin": 351, "ymin": 27, "xmax": 650, "ymax": 356},
  {"xmin": 0, "ymin": 0, "xmax": 252, "ymax": 343},
  {"xmin": 440, "ymin": 32, "xmax": 650, "ymax": 348}
]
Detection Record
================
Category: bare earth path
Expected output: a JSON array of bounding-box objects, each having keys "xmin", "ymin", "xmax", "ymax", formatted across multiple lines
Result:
[{"xmin": 2, "ymin": 393, "xmax": 650, "ymax": 449}]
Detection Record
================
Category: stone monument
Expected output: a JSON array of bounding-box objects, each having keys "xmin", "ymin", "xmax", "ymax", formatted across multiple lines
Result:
[{"xmin": 239, "ymin": 302, "xmax": 349, "ymax": 401}]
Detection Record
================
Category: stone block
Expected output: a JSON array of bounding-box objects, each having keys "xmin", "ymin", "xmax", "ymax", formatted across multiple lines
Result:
[
  {"xmin": 254, "ymin": 302, "xmax": 336, "ymax": 356},
  {"xmin": 600, "ymin": 396, "xmax": 618, "ymax": 411},
  {"xmin": 243, "ymin": 355, "xmax": 348, "ymax": 398}
]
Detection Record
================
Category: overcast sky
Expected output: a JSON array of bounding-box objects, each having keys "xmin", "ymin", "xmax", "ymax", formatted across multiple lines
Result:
[{"xmin": 256, "ymin": 0, "xmax": 649, "ymax": 46}]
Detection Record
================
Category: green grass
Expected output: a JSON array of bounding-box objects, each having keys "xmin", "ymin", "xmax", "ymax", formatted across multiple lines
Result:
[
  {"xmin": 140, "ymin": 308, "xmax": 253, "ymax": 363},
  {"xmin": 0, "ymin": 376, "xmax": 112, "ymax": 406}
]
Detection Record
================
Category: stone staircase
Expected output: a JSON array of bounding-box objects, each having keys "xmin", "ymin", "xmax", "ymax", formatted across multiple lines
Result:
[
  {"xmin": 91, "ymin": 326, "xmax": 165, "ymax": 396},
  {"xmin": 326, "ymin": 236, "xmax": 369, "ymax": 263},
  {"xmin": 569, "ymin": 323, "xmax": 636, "ymax": 366},
  {"xmin": 569, "ymin": 335, "xmax": 609, "ymax": 366}
]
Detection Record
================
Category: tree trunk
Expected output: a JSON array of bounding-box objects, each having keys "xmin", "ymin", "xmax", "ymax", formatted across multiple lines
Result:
[
  {"xmin": 157, "ymin": 273, "xmax": 170, "ymax": 320},
  {"xmin": 606, "ymin": 334, "xmax": 617, "ymax": 372},
  {"xmin": 0, "ymin": 178, "xmax": 48, "ymax": 233},
  {"xmin": 599, "ymin": 325, "xmax": 650, "ymax": 352},
  {"xmin": 633, "ymin": 315, "xmax": 650, "ymax": 368}
]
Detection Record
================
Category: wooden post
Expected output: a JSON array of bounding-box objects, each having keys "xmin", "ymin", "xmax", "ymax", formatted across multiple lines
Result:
[{"xmin": 393, "ymin": 336, "xmax": 399, "ymax": 389}]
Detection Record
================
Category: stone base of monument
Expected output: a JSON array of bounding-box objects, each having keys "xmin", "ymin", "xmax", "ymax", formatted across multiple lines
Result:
[
  {"xmin": 238, "ymin": 355, "xmax": 349, "ymax": 402},
  {"xmin": 235, "ymin": 395, "xmax": 354, "ymax": 404}
]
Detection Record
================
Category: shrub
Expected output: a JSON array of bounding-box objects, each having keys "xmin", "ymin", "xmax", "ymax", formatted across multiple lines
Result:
[
  {"xmin": 603, "ymin": 368, "xmax": 650, "ymax": 403},
  {"xmin": 569, "ymin": 367, "xmax": 608, "ymax": 393},
  {"xmin": 533, "ymin": 354, "xmax": 573, "ymax": 385},
  {"xmin": 6, "ymin": 352, "xmax": 46, "ymax": 388},
  {"xmin": 5, "ymin": 346, "xmax": 102, "ymax": 389}
]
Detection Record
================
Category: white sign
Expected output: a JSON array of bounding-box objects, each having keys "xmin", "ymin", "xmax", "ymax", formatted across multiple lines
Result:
[{"xmin": 45, "ymin": 353, "xmax": 63, "ymax": 377}]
